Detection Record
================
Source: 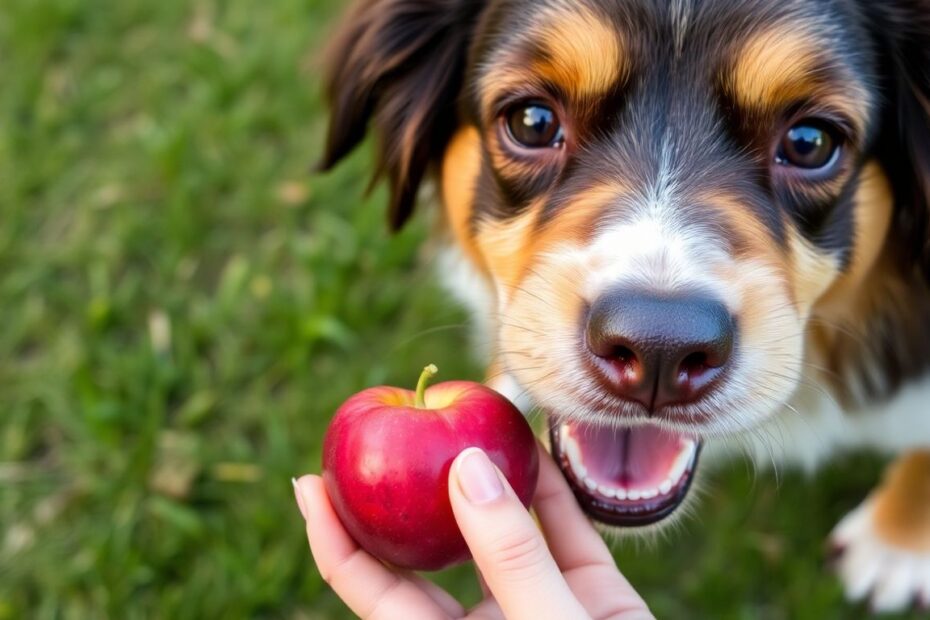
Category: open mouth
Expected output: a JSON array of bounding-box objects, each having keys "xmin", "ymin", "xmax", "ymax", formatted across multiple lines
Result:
[{"xmin": 549, "ymin": 417, "xmax": 701, "ymax": 526}]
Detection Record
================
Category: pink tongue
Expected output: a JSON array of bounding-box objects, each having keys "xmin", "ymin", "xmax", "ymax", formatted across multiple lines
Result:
[{"xmin": 567, "ymin": 423, "xmax": 689, "ymax": 489}]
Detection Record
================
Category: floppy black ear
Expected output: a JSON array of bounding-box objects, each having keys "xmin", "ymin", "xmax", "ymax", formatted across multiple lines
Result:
[
  {"xmin": 862, "ymin": 1, "xmax": 930, "ymax": 280},
  {"xmin": 318, "ymin": 0, "xmax": 485, "ymax": 230}
]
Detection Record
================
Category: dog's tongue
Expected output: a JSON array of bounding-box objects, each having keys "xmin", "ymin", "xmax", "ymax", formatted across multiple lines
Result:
[{"xmin": 565, "ymin": 422, "xmax": 695, "ymax": 490}]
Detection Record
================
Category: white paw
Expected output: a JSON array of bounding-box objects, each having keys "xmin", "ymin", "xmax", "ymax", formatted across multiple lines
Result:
[{"xmin": 830, "ymin": 499, "xmax": 930, "ymax": 614}]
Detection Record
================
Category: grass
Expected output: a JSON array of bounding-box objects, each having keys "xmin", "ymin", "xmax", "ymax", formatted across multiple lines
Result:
[{"xmin": 0, "ymin": 1, "xmax": 919, "ymax": 618}]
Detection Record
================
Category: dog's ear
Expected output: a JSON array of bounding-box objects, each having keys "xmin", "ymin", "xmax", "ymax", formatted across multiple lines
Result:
[
  {"xmin": 318, "ymin": 0, "xmax": 485, "ymax": 230},
  {"xmin": 863, "ymin": 1, "xmax": 930, "ymax": 281}
]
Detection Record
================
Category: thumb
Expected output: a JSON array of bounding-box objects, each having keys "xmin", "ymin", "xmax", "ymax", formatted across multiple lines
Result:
[{"xmin": 449, "ymin": 447, "xmax": 589, "ymax": 620}]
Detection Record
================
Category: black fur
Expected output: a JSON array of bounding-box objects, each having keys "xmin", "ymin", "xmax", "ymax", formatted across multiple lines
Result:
[
  {"xmin": 319, "ymin": 0, "xmax": 485, "ymax": 229},
  {"xmin": 860, "ymin": 0, "xmax": 930, "ymax": 282}
]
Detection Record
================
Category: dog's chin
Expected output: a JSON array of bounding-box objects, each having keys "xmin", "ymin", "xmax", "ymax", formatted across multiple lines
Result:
[{"xmin": 548, "ymin": 415, "xmax": 702, "ymax": 528}]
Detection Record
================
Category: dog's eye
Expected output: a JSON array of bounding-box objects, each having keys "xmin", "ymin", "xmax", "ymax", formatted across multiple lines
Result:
[
  {"xmin": 505, "ymin": 103, "xmax": 563, "ymax": 149},
  {"xmin": 776, "ymin": 121, "xmax": 839, "ymax": 170}
]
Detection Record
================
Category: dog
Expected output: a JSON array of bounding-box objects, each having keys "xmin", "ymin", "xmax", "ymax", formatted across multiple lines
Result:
[{"xmin": 319, "ymin": 0, "xmax": 930, "ymax": 612}]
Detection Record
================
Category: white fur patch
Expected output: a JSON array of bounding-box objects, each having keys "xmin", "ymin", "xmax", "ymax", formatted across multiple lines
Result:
[
  {"xmin": 726, "ymin": 375, "xmax": 930, "ymax": 472},
  {"xmin": 553, "ymin": 215, "xmax": 736, "ymax": 309},
  {"xmin": 831, "ymin": 498, "xmax": 930, "ymax": 612}
]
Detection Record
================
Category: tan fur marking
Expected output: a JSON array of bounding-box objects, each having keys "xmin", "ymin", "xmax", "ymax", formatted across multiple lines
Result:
[
  {"xmin": 696, "ymin": 191, "xmax": 780, "ymax": 260},
  {"xmin": 535, "ymin": 182, "xmax": 624, "ymax": 247},
  {"xmin": 872, "ymin": 451, "xmax": 930, "ymax": 552},
  {"xmin": 535, "ymin": 7, "xmax": 623, "ymax": 99},
  {"xmin": 702, "ymin": 195, "xmax": 796, "ymax": 341},
  {"xmin": 789, "ymin": 229, "xmax": 840, "ymax": 319},
  {"xmin": 814, "ymin": 162, "xmax": 894, "ymax": 320},
  {"xmin": 697, "ymin": 194, "xmax": 800, "ymax": 374},
  {"xmin": 478, "ymin": 7, "xmax": 622, "ymax": 115},
  {"xmin": 731, "ymin": 26, "xmax": 820, "ymax": 109},
  {"xmin": 803, "ymin": 162, "xmax": 895, "ymax": 388},
  {"xmin": 477, "ymin": 183, "xmax": 623, "ymax": 300},
  {"xmin": 475, "ymin": 202, "xmax": 542, "ymax": 297},
  {"xmin": 490, "ymin": 184, "xmax": 623, "ymax": 402},
  {"xmin": 440, "ymin": 127, "xmax": 486, "ymax": 273},
  {"xmin": 729, "ymin": 25, "xmax": 870, "ymax": 130}
]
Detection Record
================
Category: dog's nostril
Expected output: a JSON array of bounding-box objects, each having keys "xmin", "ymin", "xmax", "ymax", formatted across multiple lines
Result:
[
  {"xmin": 613, "ymin": 345, "xmax": 636, "ymax": 365},
  {"xmin": 675, "ymin": 351, "xmax": 724, "ymax": 398},
  {"xmin": 611, "ymin": 345, "xmax": 642, "ymax": 383},
  {"xmin": 679, "ymin": 352, "xmax": 709, "ymax": 377}
]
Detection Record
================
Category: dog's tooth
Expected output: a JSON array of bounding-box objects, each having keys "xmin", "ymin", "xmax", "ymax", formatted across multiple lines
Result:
[
  {"xmin": 684, "ymin": 440, "xmax": 698, "ymax": 465},
  {"xmin": 668, "ymin": 448, "xmax": 693, "ymax": 484},
  {"xmin": 563, "ymin": 435, "xmax": 576, "ymax": 459},
  {"xmin": 641, "ymin": 488, "xmax": 658, "ymax": 499},
  {"xmin": 659, "ymin": 479, "xmax": 673, "ymax": 495},
  {"xmin": 688, "ymin": 441, "xmax": 698, "ymax": 466},
  {"xmin": 584, "ymin": 477, "xmax": 598, "ymax": 491},
  {"xmin": 598, "ymin": 485, "xmax": 617, "ymax": 499},
  {"xmin": 615, "ymin": 488, "xmax": 628, "ymax": 500},
  {"xmin": 565, "ymin": 440, "xmax": 588, "ymax": 478},
  {"xmin": 570, "ymin": 459, "xmax": 587, "ymax": 479},
  {"xmin": 563, "ymin": 434, "xmax": 579, "ymax": 467},
  {"xmin": 566, "ymin": 448, "xmax": 578, "ymax": 468},
  {"xmin": 566, "ymin": 441, "xmax": 583, "ymax": 466},
  {"xmin": 627, "ymin": 489, "xmax": 641, "ymax": 501}
]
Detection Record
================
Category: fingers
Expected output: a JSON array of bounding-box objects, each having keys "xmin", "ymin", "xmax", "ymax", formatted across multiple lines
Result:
[
  {"xmin": 294, "ymin": 475, "xmax": 462, "ymax": 620},
  {"xmin": 532, "ymin": 445, "xmax": 653, "ymax": 619},
  {"xmin": 406, "ymin": 573, "xmax": 471, "ymax": 618},
  {"xmin": 532, "ymin": 443, "xmax": 617, "ymax": 571},
  {"xmin": 448, "ymin": 448, "xmax": 590, "ymax": 620},
  {"xmin": 468, "ymin": 597, "xmax": 506, "ymax": 620}
]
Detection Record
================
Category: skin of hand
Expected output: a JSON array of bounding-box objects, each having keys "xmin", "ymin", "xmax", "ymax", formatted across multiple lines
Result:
[{"xmin": 293, "ymin": 443, "xmax": 654, "ymax": 620}]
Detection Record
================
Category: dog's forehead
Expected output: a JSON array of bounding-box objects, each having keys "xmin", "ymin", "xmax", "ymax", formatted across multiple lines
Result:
[
  {"xmin": 473, "ymin": 0, "xmax": 870, "ymax": 114},
  {"xmin": 479, "ymin": 0, "xmax": 851, "ymax": 48}
]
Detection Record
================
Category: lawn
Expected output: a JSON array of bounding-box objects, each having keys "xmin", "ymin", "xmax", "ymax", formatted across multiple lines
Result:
[{"xmin": 0, "ymin": 0, "xmax": 917, "ymax": 618}]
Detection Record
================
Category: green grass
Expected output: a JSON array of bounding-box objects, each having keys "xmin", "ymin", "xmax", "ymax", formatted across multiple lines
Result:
[{"xmin": 0, "ymin": 1, "xmax": 919, "ymax": 618}]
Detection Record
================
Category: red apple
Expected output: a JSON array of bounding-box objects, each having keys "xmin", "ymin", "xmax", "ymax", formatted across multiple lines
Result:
[{"xmin": 322, "ymin": 364, "xmax": 539, "ymax": 571}]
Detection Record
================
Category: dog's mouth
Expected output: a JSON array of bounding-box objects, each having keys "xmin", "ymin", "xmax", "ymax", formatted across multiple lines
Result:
[{"xmin": 549, "ymin": 417, "xmax": 701, "ymax": 526}]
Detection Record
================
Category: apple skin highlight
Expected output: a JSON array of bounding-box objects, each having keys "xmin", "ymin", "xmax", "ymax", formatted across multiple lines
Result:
[{"xmin": 322, "ymin": 369, "xmax": 539, "ymax": 571}]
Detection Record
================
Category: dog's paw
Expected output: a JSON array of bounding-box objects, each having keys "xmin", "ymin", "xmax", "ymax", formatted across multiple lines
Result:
[{"xmin": 830, "ymin": 499, "xmax": 930, "ymax": 613}]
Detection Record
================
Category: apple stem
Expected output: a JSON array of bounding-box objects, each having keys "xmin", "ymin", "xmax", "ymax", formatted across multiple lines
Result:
[{"xmin": 414, "ymin": 364, "xmax": 438, "ymax": 408}]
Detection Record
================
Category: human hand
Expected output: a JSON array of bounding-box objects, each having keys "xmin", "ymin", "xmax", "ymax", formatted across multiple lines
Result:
[{"xmin": 293, "ymin": 442, "xmax": 654, "ymax": 619}]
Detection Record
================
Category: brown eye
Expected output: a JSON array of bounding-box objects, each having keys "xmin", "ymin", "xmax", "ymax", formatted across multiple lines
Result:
[
  {"xmin": 505, "ymin": 103, "xmax": 563, "ymax": 148},
  {"xmin": 776, "ymin": 121, "xmax": 839, "ymax": 169}
]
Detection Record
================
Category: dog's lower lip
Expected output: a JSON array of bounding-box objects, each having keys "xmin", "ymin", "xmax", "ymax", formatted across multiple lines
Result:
[{"xmin": 549, "ymin": 417, "xmax": 701, "ymax": 526}]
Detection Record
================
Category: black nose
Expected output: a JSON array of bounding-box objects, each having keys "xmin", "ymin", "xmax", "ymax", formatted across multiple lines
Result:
[{"xmin": 585, "ymin": 289, "xmax": 735, "ymax": 410}]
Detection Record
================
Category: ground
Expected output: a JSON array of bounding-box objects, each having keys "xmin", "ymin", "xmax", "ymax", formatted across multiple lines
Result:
[{"xmin": 0, "ymin": 0, "xmax": 920, "ymax": 618}]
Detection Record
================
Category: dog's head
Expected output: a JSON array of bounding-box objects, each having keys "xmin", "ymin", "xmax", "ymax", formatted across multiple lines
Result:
[{"xmin": 321, "ymin": 0, "xmax": 930, "ymax": 527}]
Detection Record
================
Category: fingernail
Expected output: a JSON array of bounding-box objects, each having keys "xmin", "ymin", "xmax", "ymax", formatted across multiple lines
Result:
[
  {"xmin": 456, "ymin": 448, "xmax": 504, "ymax": 505},
  {"xmin": 292, "ymin": 477, "xmax": 308, "ymax": 520}
]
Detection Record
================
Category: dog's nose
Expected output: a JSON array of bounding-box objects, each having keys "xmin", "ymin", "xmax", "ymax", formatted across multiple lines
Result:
[{"xmin": 585, "ymin": 289, "xmax": 735, "ymax": 410}]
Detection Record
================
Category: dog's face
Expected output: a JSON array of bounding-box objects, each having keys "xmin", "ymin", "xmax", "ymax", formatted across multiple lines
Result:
[{"xmin": 322, "ymin": 0, "xmax": 930, "ymax": 526}]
